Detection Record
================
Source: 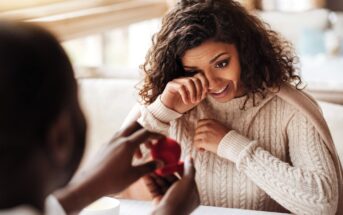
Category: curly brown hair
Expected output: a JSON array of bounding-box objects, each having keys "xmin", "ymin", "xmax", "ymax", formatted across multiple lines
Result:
[{"xmin": 139, "ymin": 0, "xmax": 302, "ymax": 106}]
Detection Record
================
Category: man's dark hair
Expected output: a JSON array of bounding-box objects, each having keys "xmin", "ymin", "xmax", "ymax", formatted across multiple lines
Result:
[{"xmin": 0, "ymin": 21, "xmax": 76, "ymax": 160}]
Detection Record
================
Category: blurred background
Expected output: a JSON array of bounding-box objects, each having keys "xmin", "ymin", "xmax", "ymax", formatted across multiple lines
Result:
[
  {"xmin": 1, "ymin": 0, "xmax": 343, "ymax": 199},
  {"xmin": 1, "ymin": 0, "xmax": 342, "ymax": 100}
]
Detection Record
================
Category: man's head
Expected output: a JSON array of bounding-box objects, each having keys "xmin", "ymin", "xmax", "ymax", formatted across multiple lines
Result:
[{"xmin": 0, "ymin": 21, "xmax": 86, "ymax": 208}]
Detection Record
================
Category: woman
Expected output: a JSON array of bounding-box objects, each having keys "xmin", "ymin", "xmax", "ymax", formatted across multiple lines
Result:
[{"xmin": 132, "ymin": 0, "xmax": 342, "ymax": 214}]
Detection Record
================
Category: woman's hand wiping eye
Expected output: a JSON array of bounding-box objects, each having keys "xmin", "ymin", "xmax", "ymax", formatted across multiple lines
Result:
[{"xmin": 161, "ymin": 73, "xmax": 209, "ymax": 114}]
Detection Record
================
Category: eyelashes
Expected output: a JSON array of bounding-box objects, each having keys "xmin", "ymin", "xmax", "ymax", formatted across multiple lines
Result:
[
  {"xmin": 183, "ymin": 57, "xmax": 231, "ymax": 76},
  {"xmin": 215, "ymin": 58, "xmax": 230, "ymax": 69}
]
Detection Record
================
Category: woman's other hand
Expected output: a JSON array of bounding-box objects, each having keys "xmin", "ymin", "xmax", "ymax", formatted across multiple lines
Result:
[
  {"xmin": 161, "ymin": 73, "xmax": 209, "ymax": 113},
  {"xmin": 193, "ymin": 119, "xmax": 230, "ymax": 154}
]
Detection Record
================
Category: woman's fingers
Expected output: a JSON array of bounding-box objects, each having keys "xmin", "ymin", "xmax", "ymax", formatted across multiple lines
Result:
[
  {"xmin": 195, "ymin": 125, "xmax": 210, "ymax": 134},
  {"xmin": 186, "ymin": 79, "xmax": 197, "ymax": 103},
  {"xmin": 176, "ymin": 77, "xmax": 208, "ymax": 104},
  {"xmin": 194, "ymin": 120, "xmax": 211, "ymax": 151},
  {"xmin": 168, "ymin": 80, "xmax": 190, "ymax": 105},
  {"xmin": 178, "ymin": 84, "xmax": 190, "ymax": 105},
  {"xmin": 194, "ymin": 132, "xmax": 208, "ymax": 143},
  {"xmin": 175, "ymin": 79, "xmax": 196, "ymax": 104},
  {"xmin": 171, "ymin": 74, "xmax": 210, "ymax": 105},
  {"xmin": 195, "ymin": 73, "xmax": 209, "ymax": 99},
  {"xmin": 196, "ymin": 119, "xmax": 213, "ymax": 129},
  {"xmin": 193, "ymin": 139, "xmax": 206, "ymax": 151},
  {"xmin": 191, "ymin": 77, "xmax": 203, "ymax": 102}
]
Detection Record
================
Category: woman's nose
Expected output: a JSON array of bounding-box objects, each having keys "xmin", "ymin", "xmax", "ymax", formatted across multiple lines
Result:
[{"xmin": 206, "ymin": 74, "xmax": 222, "ymax": 91}]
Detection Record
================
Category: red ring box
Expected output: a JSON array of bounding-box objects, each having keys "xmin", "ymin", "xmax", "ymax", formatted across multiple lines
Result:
[{"xmin": 151, "ymin": 137, "xmax": 184, "ymax": 176}]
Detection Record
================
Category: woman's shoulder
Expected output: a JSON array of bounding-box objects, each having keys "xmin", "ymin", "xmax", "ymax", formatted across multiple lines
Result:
[
  {"xmin": 257, "ymin": 85, "xmax": 322, "ymax": 123},
  {"xmin": 274, "ymin": 84, "xmax": 323, "ymax": 116},
  {"xmin": 249, "ymin": 92, "xmax": 298, "ymax": 123},
  {"xmin": 270, "ymin": 84, "xmax": 330, "ymax": 133}
]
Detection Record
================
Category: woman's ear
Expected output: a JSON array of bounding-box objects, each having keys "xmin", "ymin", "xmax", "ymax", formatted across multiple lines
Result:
[{"xmin": 45, "ymin": 110, "xmax": 75, "ymax": 168}]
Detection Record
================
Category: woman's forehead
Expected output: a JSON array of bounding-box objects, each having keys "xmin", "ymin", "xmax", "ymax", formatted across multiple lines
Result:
[{"xmin": 182, "ymin": 41, "xmax": 235, "ymax": 66}]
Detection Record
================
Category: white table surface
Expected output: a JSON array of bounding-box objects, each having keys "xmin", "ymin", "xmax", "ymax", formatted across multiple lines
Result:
[{"xmin": 118, "ymin": 199, "xmax": 290, "ymax": 215}]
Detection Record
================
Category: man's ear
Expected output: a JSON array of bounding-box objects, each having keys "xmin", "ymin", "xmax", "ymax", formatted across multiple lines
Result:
[{"xmin": 45, "ymin": 110, "xmax": 74, "ymax": 168}]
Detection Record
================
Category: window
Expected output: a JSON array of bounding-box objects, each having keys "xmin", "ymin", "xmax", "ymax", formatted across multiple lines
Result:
[
  {"xmin": 260, "ymin": 0, "xmax": 325, "ymax": 11},
  {"xmin": 0, "ymin": 0, "xmax": 167, "ymax": 40},
  {"xmin": 63, "ymin": 18, "xmax": 161, "ymax": 78},
  {"xmin": 0, "ymin": 0, "xmax": 167, "ymax": 78}
]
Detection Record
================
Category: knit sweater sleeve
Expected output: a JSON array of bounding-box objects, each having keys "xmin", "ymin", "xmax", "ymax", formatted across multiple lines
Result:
[
  {"xmin": 137, "ymin": 96, "xmax": 182, "ymax": 136},
  {"xmin": 217, "ymin": 111, "xmax": 338, "ymax": 215}
]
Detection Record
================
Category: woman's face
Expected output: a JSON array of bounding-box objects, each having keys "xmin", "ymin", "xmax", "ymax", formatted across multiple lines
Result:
[{"xmin": 181, "ymin": 40, "xmax": 244, "ymax": 103}]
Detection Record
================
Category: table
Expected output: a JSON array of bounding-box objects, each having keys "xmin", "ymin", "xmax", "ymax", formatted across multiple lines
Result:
[{"xmin": 118, "ymin": 199, "xmax": 290, "ymax": 215}]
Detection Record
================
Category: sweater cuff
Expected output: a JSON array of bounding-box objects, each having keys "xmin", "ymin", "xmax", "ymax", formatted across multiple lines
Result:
[
  {"xmin": 217, "ymin": 130, "xmax": 253, "ymax": 163},
  {"xmin": 147, "ymin": 96, "xmax": 182, "ymax": 123}
]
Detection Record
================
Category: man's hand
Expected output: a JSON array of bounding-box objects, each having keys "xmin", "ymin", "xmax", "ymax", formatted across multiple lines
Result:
[
  {"xmin": 55, "ymin": 121, "xmax": 164, "ymax": 214},
  {"xmin": 146, "ymin": 157, "xmax": 200, "ymax": 215},
  {"xmin": 91, "ymin": 121, "xmax": 164, "ymax": 193}
]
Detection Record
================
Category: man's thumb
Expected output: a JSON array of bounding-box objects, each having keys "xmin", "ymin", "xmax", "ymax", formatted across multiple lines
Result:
[{"xmin": 183, "ymin": 156, "xmax": 195, "ymax": 178}]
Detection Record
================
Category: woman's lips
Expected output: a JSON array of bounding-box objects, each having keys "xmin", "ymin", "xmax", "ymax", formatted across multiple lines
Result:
[{"xmin": 209, "ymin": 83, "xmax": 230, "ymax": 98}]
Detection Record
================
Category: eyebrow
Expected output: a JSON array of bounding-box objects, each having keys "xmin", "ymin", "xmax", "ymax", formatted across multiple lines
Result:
[
  {"xmin": 183, "ymin": 65, "xmax": 197, "ymax": 70},
  {"xmin": 183, "ymin": 52, "xmax": 229, "ymax": 69},
  {"xmin": 209, "ymin": 52, "xmax": 229, "ymax": 64}
]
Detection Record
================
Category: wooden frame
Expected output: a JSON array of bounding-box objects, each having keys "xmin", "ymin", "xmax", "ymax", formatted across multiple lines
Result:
[{"xmin": 0, "ymin": 0, "xmax": 168, "ymax": 41}]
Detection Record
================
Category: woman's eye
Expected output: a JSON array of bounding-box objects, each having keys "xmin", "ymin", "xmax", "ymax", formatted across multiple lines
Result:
[{"xmin": 215, "ymin": 59, "xmax": 230, "ymax": 69}]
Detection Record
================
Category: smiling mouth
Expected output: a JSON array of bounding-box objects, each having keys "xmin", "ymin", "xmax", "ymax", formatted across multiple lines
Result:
[{"xmin": 209, "ymin": 83, "xmax": 230, "ymax": 97}]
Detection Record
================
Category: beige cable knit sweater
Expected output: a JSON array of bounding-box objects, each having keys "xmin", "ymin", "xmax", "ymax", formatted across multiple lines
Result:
[{"xmin": 138, "ymin": 88, "xmax": 339, "ymax": 215}]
